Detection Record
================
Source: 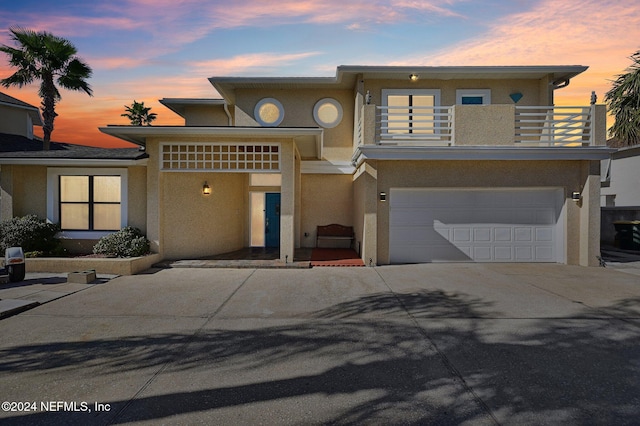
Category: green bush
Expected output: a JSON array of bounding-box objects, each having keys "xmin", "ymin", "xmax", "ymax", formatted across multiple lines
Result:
[
  {"xmin": 0, "ymin": 215, "xmax": 62, "ymax": 255},
  {"xmin": 93, "ymin": 227, "xmax": 150, "ymax": 258}
]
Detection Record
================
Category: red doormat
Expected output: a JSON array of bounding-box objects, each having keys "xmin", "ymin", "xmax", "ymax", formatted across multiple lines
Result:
[{"xmin": 310, "ymin": 248, "xmax": 365, "ymax": 267}]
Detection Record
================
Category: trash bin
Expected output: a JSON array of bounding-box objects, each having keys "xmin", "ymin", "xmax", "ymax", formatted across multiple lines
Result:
[
  {"xmin": 613, "ymin": 221, "xmax": 640, "ymax": 251},
  {"xmin": 5, "ymin": 247, "xmax": 25, "ymax": 282}
]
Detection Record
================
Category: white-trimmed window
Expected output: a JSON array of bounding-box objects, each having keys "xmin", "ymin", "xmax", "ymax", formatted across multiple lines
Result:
[
  {"xmin": 47, "ymin": 168, "xmax": 128, "ymax": 239},
  {"xmin": 456, "ymin": 89, "xmax": 491, "ymax": 105},
  {"xmin": 313, "ymin": 98, "xmax": 343, "ymax": 128},
  {"xmin": 254, "ymin": 98, "xmax": 284, "ymax": 126}
]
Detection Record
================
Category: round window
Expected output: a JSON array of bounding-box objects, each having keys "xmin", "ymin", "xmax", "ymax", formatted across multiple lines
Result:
[
  {"xmin": 313, "ymin": 98, "xmax": 343, "ymax": 128},
  {"xmin": 254, "ymin": 98, "xmax": 284, "ymax": 126}
]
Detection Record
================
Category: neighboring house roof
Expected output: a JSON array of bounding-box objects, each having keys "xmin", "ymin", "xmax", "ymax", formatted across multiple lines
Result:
[
  {"xmin": 607, "ymin": 137, "xmax": 640, "ymax": 149},
  {"xmin": 608, "ymin": 143, "xmax": 640, "ymax": 160},
  {"xmin": 0, "ymin": 132, "xmax": 147, "ymax": 165},
  {"xmin": 210, "ymin": 65, "xmax": 589, "ymax": 103},
  {"xmin": 0, "ymin": 92, "xmax": 43, "ymax": 126}
]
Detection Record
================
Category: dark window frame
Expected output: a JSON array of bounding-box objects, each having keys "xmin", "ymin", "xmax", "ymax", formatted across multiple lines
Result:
[{"xmin": 59, "ymin": 175, "xmax": 121, "ymax": 231}]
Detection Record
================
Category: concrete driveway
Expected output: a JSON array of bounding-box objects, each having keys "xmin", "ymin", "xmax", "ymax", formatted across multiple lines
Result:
[{"xmin": 0, "ymin": 264, "xmax": 639, "ymax": 425}]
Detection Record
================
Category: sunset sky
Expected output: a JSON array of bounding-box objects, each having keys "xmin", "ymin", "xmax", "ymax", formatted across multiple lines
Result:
[{"xmin": 1, "ymin": 0, "xmax": 639, "ymax": 148}]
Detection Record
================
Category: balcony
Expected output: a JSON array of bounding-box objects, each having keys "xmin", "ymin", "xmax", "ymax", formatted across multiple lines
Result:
[{"xmin": 354, "ymin": 104, "xmax": 606, "ymax": 149}]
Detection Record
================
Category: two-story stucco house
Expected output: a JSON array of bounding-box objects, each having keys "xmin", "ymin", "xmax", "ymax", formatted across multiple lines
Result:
[{"xmin": 1, "ymin": 65, "xmax": 613, "ymax": 267}]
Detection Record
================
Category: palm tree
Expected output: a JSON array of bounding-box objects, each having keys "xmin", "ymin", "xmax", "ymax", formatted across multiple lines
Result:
[
  {"xmin": 0, "ymin": 27, "xmax": 93, "ymax": 150},
  {"xmin": 605, "ymin": 50, "xmax": 640, "ymax": 146},
  {"xmin": 121, "ymin": 100, "xmax": 157, "ymax": 126}
]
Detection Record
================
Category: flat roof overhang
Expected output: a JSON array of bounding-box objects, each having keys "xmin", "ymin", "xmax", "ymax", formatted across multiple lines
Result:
[
  {"xmin": 158, "ymin": 98, "xmax": 226, "ymax": 118},
  {"xmin": 99, "ymin": 126, "xmax": 324, "ymax": 160},
  {"xmin": 210, "ymin": 65, "xmax": 588, "ymax": 103},
  {"xmin": 354, "ymin": 145, "xmax": 615, "ymax": 164},
  {"xmin": 0, "ymin": 157, "xmax": 147, "ymax": 166}
]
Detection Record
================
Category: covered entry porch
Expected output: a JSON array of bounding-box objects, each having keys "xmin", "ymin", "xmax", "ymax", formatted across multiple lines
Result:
[{"xmin": 100, "ymin": 125, "xmax": 323, "ymax": 263}]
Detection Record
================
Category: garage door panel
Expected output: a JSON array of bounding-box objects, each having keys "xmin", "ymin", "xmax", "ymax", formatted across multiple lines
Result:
[
  {"xmin": 473, "ymin": 228, "xmax": 492, "ymax": 242},
  {"xmin": 535, "ymin": 246, "xmax": 554, "ymax": 260},
  {"xmin": 390, "ymin": 188, "xmax": 563, "ymax": 263},
  {"xmin": 494, "ymin": 246, "xmax": 514, "ymax": 261},
  {"xmin": 391, "ymin": 244, "xmax": 472, "ymax": 263},
  {"xmin": 392, "ymin": 209, "xmax": 434, "ymax": 226},
  {"xmin": 452, "ymin": 228, "xmax": 471, "ymax": 242},
  {"xmin": 390, "ymin": 227, "xmax": 436, "ymax": 245},
  {"xmin": 535, "ymin": 209, "xmax": 556, "ymax": 224},
  {"xmin": 515, "ymin": 246, "xmax": 533, "ymax": 260},
  {"xmin": 514, "ymin": 228, "xmax": 533, "ymax": 241},
  {"xmin": 473, "ymin": 246, "xmax": 492, "ymax": 260},
  {"xmin": 536, "ymin": 228, "xmax": 553, "ymax": 241},
  {"xmin": 495, "ymin": 227, "xmax": 513, "ymax": 242}
]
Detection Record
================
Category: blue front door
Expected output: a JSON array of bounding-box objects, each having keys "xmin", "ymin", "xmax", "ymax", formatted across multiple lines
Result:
[{"xmin": 265, "ymin": 193, "xmax": 281, "ymax": 247}]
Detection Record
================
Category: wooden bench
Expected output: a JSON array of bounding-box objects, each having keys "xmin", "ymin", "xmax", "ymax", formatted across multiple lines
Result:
[{"xmin": 316, "ymin": 224, "xmax": 354, "ymax": 249}]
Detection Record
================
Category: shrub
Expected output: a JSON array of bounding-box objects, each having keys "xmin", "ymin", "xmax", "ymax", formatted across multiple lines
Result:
[
  {"xmin": 0, "ymin": 215, "xmax": 62, "ymax": 255},
  {"xmin": 93, "ymin": 227, "xmax": 150, "ymax": 258}
]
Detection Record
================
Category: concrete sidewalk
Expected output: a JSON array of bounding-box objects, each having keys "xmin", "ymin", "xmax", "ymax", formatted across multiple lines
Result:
[
  {"xmin": 0, "ymin": 273, "xmax": 114, "ymax": 319},
  {"xmin": 0, "ymin": 264, "xmax": 639, "ymax": 425}
]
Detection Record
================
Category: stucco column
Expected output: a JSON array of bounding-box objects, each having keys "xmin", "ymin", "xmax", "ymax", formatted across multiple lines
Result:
[
  {"xmin": 354, "ymin": 162, "xmax": 378, "ymax": 266},
  {"xmin": 145, "ymin": 140, "xmax": 163, "ymax": 257},
  {"xmin": 0, "ymin": 165, "xmax": 14, "ymax": 221},
  {"xmin": 580, "ymin": 169, "xmax": 601, "ymax": 266},
  {"xmin": 294, "ymin": 150, "xmax": 301, "ymax": 249},
  {"xmin": 280, "ymin": 141, "xmax": 295, "ymax": 262},
  {"xmin": 591, "ymin": 104, "xmax": 607, "ymax": 146},
  {"xmin": 362, "ymin": 105, "xmax": 377, "ymax": 146}
]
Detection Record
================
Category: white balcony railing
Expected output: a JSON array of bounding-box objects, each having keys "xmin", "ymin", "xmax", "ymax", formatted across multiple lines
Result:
[
  {"xmin": 377, "ymin": 105, "xmax": 454, "ymax": 145},
  {"xmin": 515, "ymin": 106, "xmax": 592, "ymax": 146},
  {"xmin": 355, "ymin": 104, "xmax": 599, "ymax": 147}
]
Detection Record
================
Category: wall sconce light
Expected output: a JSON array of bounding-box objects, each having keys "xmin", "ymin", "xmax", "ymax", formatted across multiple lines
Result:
[
  {"xmin": 202, "ymin": 182, "xmax": 211, "ymax": 195},
  {"xmin": 571, "ymin": 191, "xmax": 581, "ymax": 202},
  {"xmin": 409, "ymin": 74, "xmax": 419, "ymax": 82},
  {"xmin": 379, "ymin": 191, "xmax": 387, "ymax": 202}
]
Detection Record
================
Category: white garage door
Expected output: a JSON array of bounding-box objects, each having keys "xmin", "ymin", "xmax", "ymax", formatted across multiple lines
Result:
[{"xmin": 390, "ymin": 188, "xmax": 564, "ymax": 263}]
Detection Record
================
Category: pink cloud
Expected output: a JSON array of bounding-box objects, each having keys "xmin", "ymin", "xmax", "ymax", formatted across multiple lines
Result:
[
  {"xmin": 197, "ymin": 0, "xmax": 463, "ymax": 28},
  {"xmin": 190, "ymin": 51, "xmax": 323, "ymax": 76}
]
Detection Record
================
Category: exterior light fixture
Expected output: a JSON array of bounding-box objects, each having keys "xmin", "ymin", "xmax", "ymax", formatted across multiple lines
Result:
[
  {"xmin": 379, "ymin": 191, "xmax": 387, "ymax": 202},
  {"xmin": 409, "ymin": 74, "xmax": 419, "ymax": 82},
  {"xmin": 571, "ymin": 191, "xmax": 581, "ymax": 202},
  {"xmin": 203, "ymin": 182, "xmax": 211, "ymax": 195}
]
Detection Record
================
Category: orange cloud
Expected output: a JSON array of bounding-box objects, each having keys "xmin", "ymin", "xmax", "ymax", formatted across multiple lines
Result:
[{"xmin": 413, "ymin": 0, "xmax": 640, "ymax": 106}]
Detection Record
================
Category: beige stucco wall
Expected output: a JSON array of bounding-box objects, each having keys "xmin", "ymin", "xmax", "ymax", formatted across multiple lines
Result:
[
  {"xmin": 454, "ymin": 105, "xmax": 515, "ymax": 145},
  {"xmin": 160, "ymin": 171, "xmax": 246, "ymax": 259},
  {"xmin": 0, "ymin": 165, "xmax": 13, "ymax": 221},
  {"xmin": 0, "ymin": 106, "xmax": 32, "ymax": 138},
  {"xmin": 300, "ymin": 173, "xmax": 353, "ymax": 248},
  {"xmin": 363, "ymin": 78, "xmax": 544, "ymax": 107},
  {"xmin": 12, "ymin": 165, "xmax": 47, "ymax": 218},
  {"xmin": 183, "ymin": 105, "xmax": 229, "ymax": 126},
  {"xmin": 353, "ymin": 163, "xmax": 378, "ymax": 265},
  {"xmin": 374, "ymin": 159, "xmax": 598, "ymax": 266},
  {"xmin": 234, "ymin": 88, "xmax": 354, "ymax": 162},
  {"xmin": 127, "ymin": 166, "xmax": 147, "ymax": 233}
]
